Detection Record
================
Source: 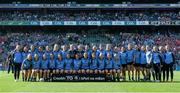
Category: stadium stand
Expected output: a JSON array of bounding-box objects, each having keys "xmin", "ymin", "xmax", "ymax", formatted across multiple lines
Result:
[
  {"xmin": 0, "ymin": 27, "xmax": 179, "ymax": 67},
  {"xmin": 0, "ymin": 0, "xmax": 179, "ymax": 4},
  {"xmin": 0, "ymin": 10, "xmax": 179, "ymax": 21}
]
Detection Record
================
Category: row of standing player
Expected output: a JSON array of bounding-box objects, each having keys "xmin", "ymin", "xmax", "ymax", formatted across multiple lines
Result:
[{"xmin": 12, "ymin": 44, "xmax": 175, "ymax": 82}]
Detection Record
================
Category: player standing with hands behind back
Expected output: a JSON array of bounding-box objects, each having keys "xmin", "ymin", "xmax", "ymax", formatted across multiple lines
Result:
[
  {"xmin": 152, "ymin": 46, "xmax": 162, "ymax": 82},
  {"xmin": 13, "ymin": 44, "xmax": 23, "ymax": 82},
  {"xmin": 126, "ymin": 44, "xmax": 135, "ymax": 81},
  {"xmin": 164, "ymin": 45, "xmax": 175, "ymax": 82}
]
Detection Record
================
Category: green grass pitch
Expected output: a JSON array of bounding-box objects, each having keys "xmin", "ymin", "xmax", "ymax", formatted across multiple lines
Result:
[{"xmin": 0, "ymin": 71, "xmax": 180, "ymax": 92}]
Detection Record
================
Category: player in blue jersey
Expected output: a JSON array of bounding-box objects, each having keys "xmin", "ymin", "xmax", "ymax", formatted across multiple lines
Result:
[
  {"xmin": 29, "ymin": 45, "xmax": 36, "ymax": 59},
  {"xmin": 158, "ymin": 46, "xmax": 165, "ymax": 82},
  {"xmin": 77, "ymin": 45, "xmax": 84, "ymax": 59},
  {"xmin": 49, "ymin": 53, "xmax": 56, "ymax": 79},
  {"xmin": 113, "ymin": 53, "xmax": 121, "ymax": 81},
  {"xmin": 146, "ymin": 45, "xmax": 153, "ymax": 81},
  {"xmin": 97, "ymin": 44, "xmax": 106, "ymax": 57},
  {"xmin": 134, "ymin": 45, "xmax": 141, "ymax": 81},
  {"xmin": 61, "ymin": 45, "xmax": 68, "ymax": 59},
  {"xmin": 21, "ymin": 54, "xmax": 32, "ymax": 82},
  {"xmin": 22, "ymin": 46, "xmax": 29, "ymax": 81},
  {"xmin": 152, "ymin": 46, "xmax": 162, "ymax": 82},
  {"xmin": 90, "ymin": 52, "xmax": 98, "ymax": 74},
  {"xmin": 98, "ymin": 53, "xmax": 105, "ymax": 74},
  {"xmin": 73, "ymin": 54, "xmax": 82, "ymax": 74},
  {"xmin": 53, "ymin": 44, "xmax": 60, "ymax": 60},
  {"xmin": 105, "ymin": 44, "xmax": 113, "ymax": 58},
  {"xmin": 69, "ymin": 44, "xmax": 76, "ymax": 59},
  {"xmin": 45, "ymin": 46, "xmax": 51, "ymax": 60},
  {"xmin": 140, "ymin": 46, "xmax": 147, "ymax": 81},
  {"xmin": 84, "ymin": 45, "xmax": 91, "ymax": 58},
  {"xmin": 105, "ymin": 53, "xmax": 113, "ymax": 78},
  {"xmin": 81, "ymin": 52, "xmax": 90, "ymax": 74},
  {"xmin": 56, "ymin": 54, "xmax": 65, "ymax": 75},
  {"xmin": 22, "ymin": 46, "xmax": 29, "ymax": 60},
  {"xmin": 126, "ymin": 43, "xmax": 135, "ymax": 81},
  {"xmin": 31, "ymin": 54, "xmax": 41, "ymax": 81},
  {"xmin": 13, "ymin": 44, "xmax": 23, "ymax": 82},
  {"xmin": 91, "ymin": 45, "xmax": 99, "ymax": 59},
  {"xmin": 65, "ymin": 53, "xmax": 73, "ymax": 74},
  {"xmin": 40, "ymin": 54, "xmax": 49, "ymax": 81},
  {"xmin": 119, "ymin": 47, "xmax": 127, "ymax": 81},
  {"xmin": 37, "ymin": 46, "xmax": 44, "ymax": 61},
  {"xmin": 164, "ymin": 45, "xmax": 175, "ymax": 82}
]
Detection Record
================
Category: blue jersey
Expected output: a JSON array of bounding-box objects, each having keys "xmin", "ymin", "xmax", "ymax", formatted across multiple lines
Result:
[
  {"xmin": 29, "ymin": 50, "xmax": 36, "ymax": 59},
  {"xmin": 61, "ymin": 51, "xmax": 67, "ymax": 59},
  {"xmin": 44, "ymin": 51, "xmax": 51, "ymax": 60},
  {"xmin": 105, "ymin": 50, "xmax": 113, "ymax": 58},
  {"xmin": 126, "ymin": 50, "xmax": 134, "ymax": 63},
  {"xmin": 146, "ymin": 51, "xmax": 152, "ymax": 64},
  {"xmin": 65, "ymin": 58, "xmax": 73, "ymax": 70},
  {"xmin": 140, "ymin": 51, "xmax": 147, "ymax": 64},
  {"xmin": 22, "ymin": 52, "xmax": 28, "ymax": 60},
  {"xmin": 159, "ymin": 52, "xmax": 165, "ymax": 63},
  {"xmin": 32, "ymin": 59, "xmax": 41, "ymax": 69},
  {"xmin": 22, "ymin": 59, "xmax": 31, "ymax": 69},
  {"xmin": 37, "ymin": 51, "xmax": 44, "ymax": 60},
  {"xmin": 90, "ymin": 58, "xmax": 98, "ymax": 70},
  {"xmin": 105, "ymin": 59, "xmax": 113, "ymax": 69},
  {"xmin": 113, "ymin": 59, "xmax": 120, "ymax": 69},
  {"xmin": 56, "ymin": 59, "xmax": 65, "ymax": 69},
  {"xmin": 152, "ymin": 52, "xmax": 161, "ymax": 64},
  {"xmin": 73, "ymin": 59, "xmax": 81, "ymax": 70},
  {"xmin": 77, "ymin": 50, "xmax": 84, "ymax": 59},
  {"xmin": 98, "ymin": 58, "xmax": 105, "ymax": 70},
  {"xmin": 90, "ymin": 50, "xmax": 99, "ymax": 59},
  {"xmin": 81, "ymin": 58, "xmax": 90, "ymax": 69},
  {"xmin": 97, "ymin": 50, "xmax": 106, "ymax": 57},
  {"xmin": 85, "ymin": 50, "xmax": 92, "ymax": 58},
  {"xmin": 49, "ymin": 59, "xmax": 56, "ymax": 69},
  {"xmin": 165, "ymin": 52, "xmax": 174, "ymax": 64},
  {"xmin": 119, "ymin": 52, "xmax": 127, "ymax": 65},
  {"xmin": 53, "ymin": 51, "xmax": 61, "ymax": 60},
  {"xmin": 41, "ymin": 59, "xmax": 49, "ymax": 69},
  {"xmin": 13, "ymin": 51, "xmax": 23, "ymax": 63},
  {"xmin": 134, "ymin": 50, "xmax": 141, "ymax": 64}
]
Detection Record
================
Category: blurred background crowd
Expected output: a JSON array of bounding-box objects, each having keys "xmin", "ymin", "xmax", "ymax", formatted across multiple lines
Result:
[
  {"xmin": 0, "ymin": 10, "xmax": 179, "ymax": 21},
  {"xmin": 0, "ymin": 27, "xmax": 179, "ymax": 70}
]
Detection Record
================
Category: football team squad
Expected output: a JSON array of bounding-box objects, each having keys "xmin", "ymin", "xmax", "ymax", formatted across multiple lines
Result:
[{"xmin": 10, "ymin": 43, "xmax": 175, "ymax": 82}]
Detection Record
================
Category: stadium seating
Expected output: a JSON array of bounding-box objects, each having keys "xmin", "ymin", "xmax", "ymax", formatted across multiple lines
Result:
[{"xmin": 0, "ymin": 11, "xmax": 179, "ymax": 21}]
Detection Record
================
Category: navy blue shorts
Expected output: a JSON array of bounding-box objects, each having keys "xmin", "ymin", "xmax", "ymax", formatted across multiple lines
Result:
[
  {"xmin": 23, "ymin": 68, "xmax": 29, "ymax": 70},
  {"xmin": 134, "ymin": 63, "xmax": 141, "ymax": 67},
  {"xmin": 105, "ymin": 68, "xmax": 112, "ymax": 70},
  {"xmin": 122, "ymin": 64, "xmax": 127, "ymax": 68},
  {"xmin": 42, "ymin": 68, "xmax": 48, "ymax": 70},
  {"xmin": 141, "ymin": 64, "xmax": 147, "ymax": 68},
  {"xmin": 127, "ymin": 62, "xmax": 133, "ymax": 65}
]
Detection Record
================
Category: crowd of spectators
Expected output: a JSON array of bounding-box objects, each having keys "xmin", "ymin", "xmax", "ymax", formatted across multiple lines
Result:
[
  {"xmin": 0, "ymin": 30, "xmax": 179, "ymax": 68},
  {"xmin": 0, "ymin": 11, "xmax": 180, "ymax": 21}
]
